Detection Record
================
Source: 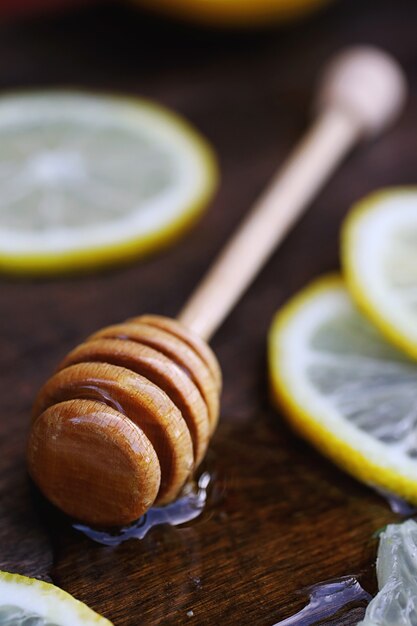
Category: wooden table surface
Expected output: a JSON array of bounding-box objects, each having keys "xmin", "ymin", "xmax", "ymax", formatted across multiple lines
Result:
[{"xmin": 0, "ymin": 1, "xmax": 416, "ymax": 623}]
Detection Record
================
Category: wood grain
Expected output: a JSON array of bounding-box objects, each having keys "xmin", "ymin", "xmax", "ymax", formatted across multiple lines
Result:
[
  {"xmin": 61, "ymin": 337, "xmax": 212, "ymax": 465},
  {"xmin": 28, "ymin": 399, "xmax": 162, "ymax": 526},
  {"xmin": 0, "ymin": 0, "xmax": 416, "ymax": 623},
  {"xmin": 29, "ymin": 314, "xmax": 220, "ymax": 524}
]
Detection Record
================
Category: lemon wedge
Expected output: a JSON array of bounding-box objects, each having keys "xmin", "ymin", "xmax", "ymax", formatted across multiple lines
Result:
[
  {"xmin": 342, "ymin": 188, "xmax": 417, "ymax": 360},
  {"xmin": 268, "ymin": 275, "xmax": 417, "ymax": 503},
  {"xmin": 358, "ymin": 519, "xmax": 417, "ymax": 626},
  {"xmin": 0, "ymin": 570, "xmax": 113, "ymax": 625},
  {"xmin": 0, "ymin": 91, "xmax": 217, "ymax": 274}
]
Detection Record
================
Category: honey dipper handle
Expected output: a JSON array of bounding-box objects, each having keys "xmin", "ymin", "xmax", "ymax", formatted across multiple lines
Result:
[
  {"xmin": 178, "ymin": 46, "xmax": 406, "ymax": 341},
  {"xmin": 179, "ymin": 108, "xmax": 357, "ymax": 339}
]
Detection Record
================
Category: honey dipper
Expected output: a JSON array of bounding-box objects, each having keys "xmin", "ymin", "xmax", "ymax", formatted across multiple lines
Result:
[{"xmin": 27, "ymin": 46, "xmax": 406, "ymax": 527}]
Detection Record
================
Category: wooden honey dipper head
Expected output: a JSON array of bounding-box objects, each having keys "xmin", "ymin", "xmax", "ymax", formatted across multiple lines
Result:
[
  {"xmin": 28, "ymin": 315, "xmax": 221, "ymax": 526},
  {"xmin": 316, "ymin": 46, "xmax": 407, "ymax": 136},
  {"xmin": 27, "ymin": 46, "xmax": 406, "ymax": 528}
]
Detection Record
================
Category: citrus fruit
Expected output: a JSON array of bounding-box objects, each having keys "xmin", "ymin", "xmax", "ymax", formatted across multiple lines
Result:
[
  {"xmin": 0, "ymin": 570, "xmax": 113, "ymax": 625},
  {"xmin": 268, "ymin": 275, "xmax": 417, "ymax": 503},
  {"xmin": 0, "ymin": 91, "xmax": 217, "ymax": 274},
  {"xmin": 358, "ymin": 519, "xmax": 417, "ymax": 626},
  {"xmin": 131, "ymin": 0, "xmax": 331, "ymax": 28},
  {"xmin": 342, "ymin": 188, "xmax": 417, "ymax": 361}
]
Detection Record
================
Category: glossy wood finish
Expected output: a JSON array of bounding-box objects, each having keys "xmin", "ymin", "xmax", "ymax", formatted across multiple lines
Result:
[
  {"xmin": 0, "ymin": 0, "xmax": 416, "ymax": 623},
  {"xmin": 91, "ymin": 320, "xmax": 220, "ymax": 430},
  {"xmin": 30, "ymin": 316, "xmax": 220, "ymax": 523},
  {"xmin": 28, "ymin": 399, "xmax": 162, "ymax": 526},
  {"xmin": 138, "ymin": 315, "xmax": 222, "ymax": 390},
  {"xmin": 62, "ymin": 338, "xmax": 211, "ymax": 465}
]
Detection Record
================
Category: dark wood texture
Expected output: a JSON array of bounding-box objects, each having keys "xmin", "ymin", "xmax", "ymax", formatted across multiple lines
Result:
[{"xmin": 0, "ymin": 1, "xmax": 416, "ymax": 623}]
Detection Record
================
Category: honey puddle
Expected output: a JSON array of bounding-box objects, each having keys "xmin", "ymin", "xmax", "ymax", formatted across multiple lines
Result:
[
  {"xmin": 73, "ymin": 471, "xmax": 211, "ymax": 546},
  {"xmin": 271, "ymin": 488, "xmax": 414, "ymax": 625},
  {"xmin": 273, "ymin": 576, "xmax": 371, "ymax": 625}
]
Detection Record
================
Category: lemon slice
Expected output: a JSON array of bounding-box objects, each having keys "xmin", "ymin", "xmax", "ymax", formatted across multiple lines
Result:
[
  {"xmin": 0, "ymin": 91, "xmax": 217, "ymax": 274},
  {"xmin": 0, "ymin": 570, "xmax": 113, "ymax": 625},
  {"xmin": 358, "ymin": 519, "xmax": 417, "ymax": 626},
  {"xmin": 268, "ymin": 275, "xmax": 417, "ymax": 503},
  {"xmin": 342, "ymin": 188, "xmax": 417, "ymax": 360}
]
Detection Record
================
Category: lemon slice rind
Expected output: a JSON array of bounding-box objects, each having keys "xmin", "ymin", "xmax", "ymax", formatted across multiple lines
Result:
[
  {"xmin": 342, "ymin": 187, "xmax": 417, "ymax": 360},
  {"xmin": 269, "ymin": 274, "xmax": 417, "ymax": 503},
  {"xmin": 0, "ymin": 570, "xmax": 113, "ymax": 625}
]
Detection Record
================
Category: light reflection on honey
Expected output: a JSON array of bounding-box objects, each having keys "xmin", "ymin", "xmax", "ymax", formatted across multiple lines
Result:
[{"xmin": 73, "ymin": 471, "xmax": 211, "ymax": 546}]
